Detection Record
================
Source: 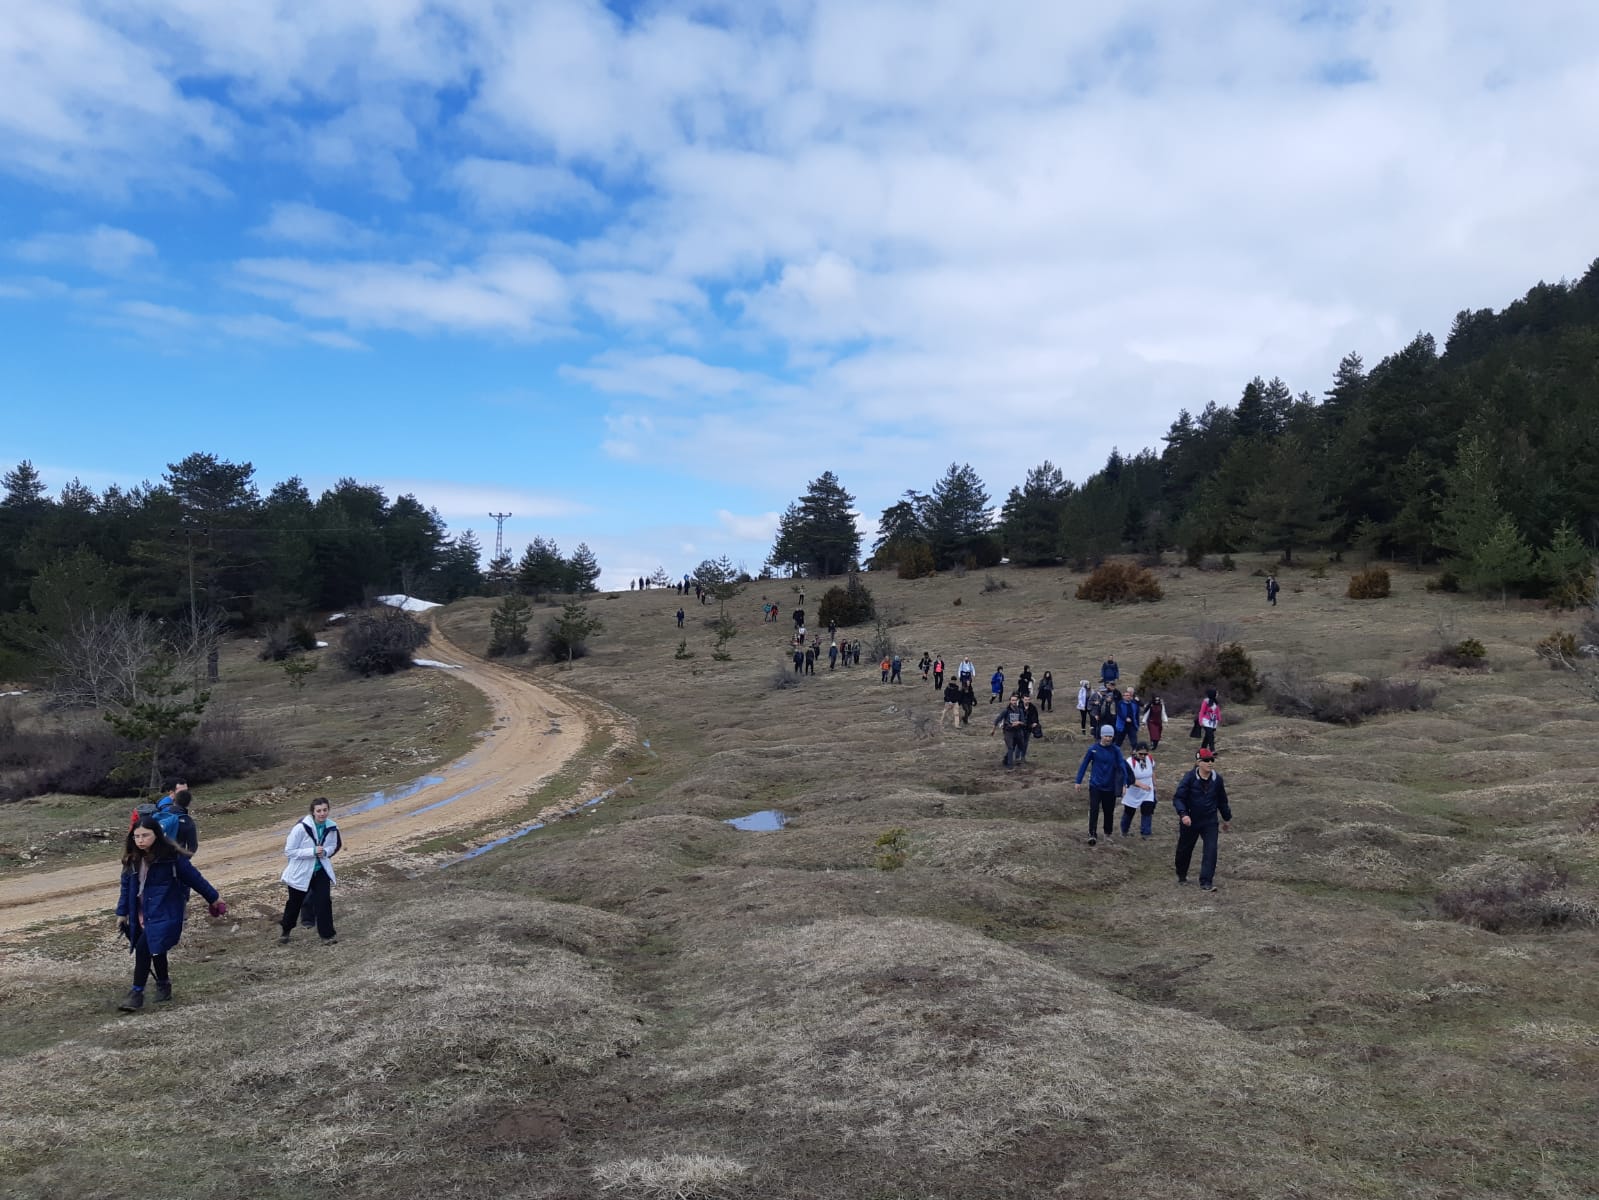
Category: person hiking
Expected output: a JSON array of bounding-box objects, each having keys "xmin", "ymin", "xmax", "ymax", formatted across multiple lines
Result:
[
  {"xmin": 1101, "ymin": 656, "xmax": 1119, "ymax": 687},
  {"xmin": 1021, "ymin": 696, "xmax": 1044, "ymax": 759},
  {"xmin": 1075, "ymin": 726, "xmax": 1129, "ymax": 846},
  {"xmin": 918, "ymin": 653, "xmax": 932, "ymax": 682},
  {"xmin": 115, "ymin": 816, "xmax": 225, "ymax": 1011},
  {"xmin": 280, "ymin": 798, "xmax": 342, "ymax": 944},
  {"xmin": 991, "ymin": 694, "xmax": 1030, "ymax": 768},
  {"xmin": 1266, "ymin": 574, "xmax": 1279, "ymax": 606},
  {"xmin": 793, "ymin": 646, "xmax": 805, "ymax": 674},
  {"xmin": 1119, "ymin": 746, "xmax": 1158, "ymax": 838},
  {"xmin": 1172, "ymin": 748, "xmax": 1232, "ymax": 891},
  {"xmin": 828, "ymin": 641, "xmax": 839, "ymax": 670},
  {"xmin": 1197, "ymin": 688, "xmax": 1221, "ymax": 754},
  {"xmin": 169, "ymin": 786, "xmax": 199, "ymax": 854},
  {"xmin": 932, "ymin": 657, "xmax": 945, "ymax": 689},
  {"xmin": 1087, "ymin": 684, "xmax": 1112, "ymax": 735},
  {"xmin": 880, "ymin": 656, "xmax": 892, "ymax": 682},
  {"xmin": 1145, "ymin": 694, "xmax": 1167, "ymax": 750},
  {"xmin": 989, "ymin": 666, "xmax": 1005, "ymax": 704},
  {"xmin": 1114, "ymin": 687, "xmax": 1142, "ymax": 752},
  {"xmin": 804, "ymin": 645, "xmax": 816, "ymax": 675},
  {"xmin": 1037, "ymin": 671, "xmax": 1054, "ymax": 712},
  {"xmin": 676, "ymin": 607, "xmax": 685, "ymax": 628},
  {"xmin": 941, "ymin": 679, "xmax": 961, "ymax": 726},
  {"xmin": 1017, "ymin": 665, "xmax": 1033, "ymax": 699},
  {"xmin": 890, "ymin": 653, "xmax": 903, "ymax": 683},
  {"xmin": 958, "ymin": 679, "xmax": 977, "ymax": 726},
  {"xmin": 1076, "ymin": 679, "xmax": 1091, "ymax": 733},
  {"xmin": 958, "ymin": 657, "xmax": 975, "ymax": 686}
]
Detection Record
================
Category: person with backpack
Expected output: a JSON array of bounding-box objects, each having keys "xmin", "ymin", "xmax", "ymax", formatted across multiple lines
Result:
[
  {"xmin": 1197, "ymin": 688, "xmax": 1222, "ymax": 754},
  {"xmin": 1172, "ymin": 748, "xmax": 1232, "ymax": 891},
  {"xmin": 1075, "ymin": 725, "xmax": 1129, "ymax": 845},
  {"xmin": 918, "ymin": 653, "xmax": 932, "ymax": 682},
  {"xmin": 279, "ymin": 798, "xmax": 342, "ymax": 945},
  {"xmin": 129, "ymin": 781, "xmax": 193, "ymax": 852},
  {"xmin": 958, "ymin": 657, "xmax": 975, "ymax": 686},
  {"xmin": 991, "ymin": 694, "xmax": 1030, "ymax": 768},
  {"xmin": 1037, "ymin": 671, "xmax": 1054, "ymax": 712},
  {"xmin": 1021, "ymin": 695, "xmax": 1044, "ymax": 759},
  {"xmin": 1119, "ymin": 746, "xmax": 1158, "ymax": 838},
  {"xmin": 115, "ymin": 816, "xmax": 226, "ymax": 1011},
  {"xmin": 1266, "ymin": 575, "xmax": 1280, "ymax": 606},
  {"xmin": 989, "ymin": 666, "xmax": 1005, "ymax": 704},
  {"xmin": 171, "ymin": 787, "xmax": 199, "ymax": 854}
]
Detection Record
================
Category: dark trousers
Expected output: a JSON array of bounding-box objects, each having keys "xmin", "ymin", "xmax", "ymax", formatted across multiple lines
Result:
[
  {"xmin": 132, "ymin": 929, "xmax": 169, "ymax": 988},
  {"xmin": 1200, "ymin": 726, "xmax": 1216, "ymax": 753},
  {"xmin": 1120, "ymin": 800, "xmax": 1156, "ymax": 836},
  {"xmin": 1175, "ymin": 818, "xmax": 1220, "ymax": 885},
  {"xmin": 1114, "ymin": 728, "xmax": 1142, "ymax": 752},
  {"xmin": 1002, "ymin": 727, "xmax": 1027, "ymax": 766},
  {"xmin": 281, "ymin": 869, "xmax": 336, "ymax": 939},
  {"xmin": 1088, "ymin": 788, "xmax": 1116, "ymax": 837},
  {"xmin": 933, "ymin": 671, "xmax": 943, "ymax": 688},
  {"xmin": 1039, "ymin": 694, "xmax": 1052, "ymax": 711},
  {"xmin": 1079, "ymin": 708, "xmax": 1089, "ymax": 731}
]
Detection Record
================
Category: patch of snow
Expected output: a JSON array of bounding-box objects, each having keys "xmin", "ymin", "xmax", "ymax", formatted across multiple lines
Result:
[
  {"xmin": 412, "ymin": 658, "xmax": 462, "ymax": 669},
  {"xmin": 0, "ymin": 690, "xmax": 26, "ymax": 697},
  {"xmin": 326, "ymin": 612, "xmax": 347, "ymax": 623},
  {"xmin": 376, "ymin": 594, "xmax": 441, "ymax": 613},
  {"xmin": 315, "ymin": 640, "xmax": 329, "ymax": 648}
]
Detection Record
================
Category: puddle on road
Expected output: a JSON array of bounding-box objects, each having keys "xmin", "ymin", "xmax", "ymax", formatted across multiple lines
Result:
[
  {"xmin": 443, "ymin": 780, "xmax": 631, "ymax": 867},
  {"xmin": 345, "ymin": 774, "xmax": 446, "ymax": 815},
  {"xmin": 725, "ymin": 810, "xmax": 787, "ymax": 831},
  {"xmin": 412, "ymin": 781, "xmax": 491, "ymax": 817}
]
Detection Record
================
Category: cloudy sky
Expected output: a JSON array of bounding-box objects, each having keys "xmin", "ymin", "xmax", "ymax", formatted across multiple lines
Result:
[{"xmin": 3, "ymin": 1, "xmax": 1597, "ymax": 585}]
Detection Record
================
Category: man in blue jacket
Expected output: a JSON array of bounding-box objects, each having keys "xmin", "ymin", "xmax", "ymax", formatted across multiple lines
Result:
[
  {"xmin": 1114, "ymin": 688, "xmax": 1142, "ymax": 752},
  {"xmin": 1101, "ymin": 656, "xmax": 1119, "ymax": 686},
  {"xmin": 1171, "ymin": 748, "xmax": 1233, "ymax": 891},
  {"xmin": 1075, "ymin": 725, "xmax": 1129, "ymax": 845}
]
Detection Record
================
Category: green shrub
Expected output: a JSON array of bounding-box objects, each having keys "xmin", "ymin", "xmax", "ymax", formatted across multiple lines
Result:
[
  {"xmin": 1188, "ymin": 641, "xmax": 1260, "ymax": 702},
  {"xmin": 1075, "ymin": 562, "xmax": 1163, "ymax": 604},
  {"xmin": 1535, "ymin": 631, "xmax": 1578, "ymax": 668},
  {"xmin": 1424, "ymin": 638, "xmax": 1488, "ymax": 669},
  {"xmin": 1137, "ymin": 655, "xmax": 1187, "ymax": 695},
  {"xmin": 874, "ymin": 828, "xmax": 909, "ymax": 871},
  {"xmin": 895, "ymin": 541, "xmax": 935, "ymax": 579},
  {"xmin": 1348, "ymin": 566, "xmax": 1392, "ymax": 599},
  {"xmin": 818, "ymin": 574, "xmax": 876, "ymax": 626},
  {"xmin": 1425, "ymin": 571, "xmax": 1461, "ymax": 593}
]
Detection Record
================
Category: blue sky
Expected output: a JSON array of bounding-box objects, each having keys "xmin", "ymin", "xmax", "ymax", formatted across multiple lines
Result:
[{"xmin": 3, "ymin": 1, "xmax": 1598, "ymax": 586}]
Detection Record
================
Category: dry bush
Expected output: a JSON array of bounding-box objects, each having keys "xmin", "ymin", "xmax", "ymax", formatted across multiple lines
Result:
[
  {"xmin": 335, "ymin": 606, "xmax": 430, "ymax": 675},
  {"xmin": 818, "ymin": 575, "xmax": 876, "ymax": 626},
  {"xmin": 1187, "ymin": 641, "xmax": 1260, "ymax": 701},
  {"xmin": 770, "ymin": 666, "xmax": 801, "ymax": 690},
  {"xmin": 1436, "ymin": 857, "xmax": 1599, "ymax": 933},
  {"xmin": 258, "ymin": 618, "xmax": 318, "ymax": 661},
  {"xmin": 1424, "ymin": 638, "xmax": 1489, "ymax": 669},
  {"xmin": 1137, "ymin": 654, "xmax": 1186, "ymax": 695},
  {"xmin": 1074, "ymin": 562, "xmax": 1163, "ymax": 604},
  {"xmin": 593, "ymin": 1154, "xmax": 750, "ymax": 1199},
  {"xmin": 1264, "ymin": 672, "xmax": 1436, "ymax": 725},
  {"xmin": 1535, "ymin": 631, "xmax": 1579, "ymax": 667},
  {"xmin": 1347, "ymin": 567, "xmax": 1392, "ymax": 599}
]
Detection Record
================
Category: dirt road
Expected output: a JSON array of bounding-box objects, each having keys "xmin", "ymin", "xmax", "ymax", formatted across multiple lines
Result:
[{"xmin": 0, "ymin": 621, "xmax": 589, "ymax": 935}]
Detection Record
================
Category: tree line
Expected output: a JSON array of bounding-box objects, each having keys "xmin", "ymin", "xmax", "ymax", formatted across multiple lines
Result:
[
  {"xmin": 766, "ymin": 259, "xmax": 1599, "ymax": 604},
  {"xmin": 0, "ymin": 453, "xmax": 602, "ymax": 679}
]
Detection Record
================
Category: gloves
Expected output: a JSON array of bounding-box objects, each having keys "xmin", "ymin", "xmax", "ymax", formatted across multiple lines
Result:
[
  {"xmin": 208, "ymin": 900, "xmax": 228, "ymax": 918},
  {"xmin": 118, "ymin": 918, "xmax": 130, "ymax": 936}
]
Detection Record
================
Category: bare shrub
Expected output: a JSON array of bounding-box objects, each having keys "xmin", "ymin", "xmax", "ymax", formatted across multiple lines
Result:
[
  {"xmin": 335, "ymin": 607, "xmax": 430, "ymax": 676},
  {"xmin": 1264, "ymin": 672, "xmax": 1436, "ymax": 725},
  {"xmin": 1192, "ymin": 620, "xmax": 1242, "ymax": 651},
  {"xmin": 1424, "ymin": 638, "xmax": 1489, "ymax": 669},
  {"xmin": 1075, "ymin": 562, "xmax": 1163, "ymax": 604},
  {"xmin": 1536, "ymin": 631, "xmax": 1579, "ymax": 667},
  {"xmin": 982, "ymin": 573, "xmax": 1009, "ymax": 593},
  {"xmin": 1347, "ymin": 566, "xmax": 1392, "ymax": 599},
  {"xmin": 770, "ymin": 666, "xmax": 801, "ymax": 691},
  {"xmin": 1437, "ymin": 859, "xmax": 1597, "ymax": 933},
  {"xmin": 258, "ymin": 619, "xmax": 317, "ymax": 662}
]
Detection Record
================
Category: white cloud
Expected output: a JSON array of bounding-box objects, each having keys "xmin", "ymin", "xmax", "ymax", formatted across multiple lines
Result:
[
  {"xmin": 370, "ymin": 479, "xmax": 589, "ymax": 520},
  {"xmin": 12, "ymin": 225, "xmax": 157, "ymax": 273},
  {"xmin": 717, "ymin": 509, "xmax": 780, "ymax": 542},
  {"xmin": 250, "ymin": 202, "xmax": 369, "ymax": 247},
  {"xmin": 236, "ymin": 254, "xmax": 569, "ymax": 336},
  {"xmin": 450, "ymin": 157, "xmax": 607, "ymax": 216}
]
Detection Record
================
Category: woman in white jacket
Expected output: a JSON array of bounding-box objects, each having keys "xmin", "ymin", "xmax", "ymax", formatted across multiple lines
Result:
[
  {"xmin": 1076, "ymin": 680, "xmax": 1091, "ymax": 735},
  {"xmin": 1118, "ymin": 748, "xmax": 1158, "ymax": 838},
  {"xmin": 279, "ymin": 798, "xmax": 342, "ymax": 945}
]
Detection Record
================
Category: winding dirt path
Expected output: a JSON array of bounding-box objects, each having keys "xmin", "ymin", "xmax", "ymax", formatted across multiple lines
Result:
[{"xmin": 0, "ymin": 621, "xmax": 588, "ymax": 935}]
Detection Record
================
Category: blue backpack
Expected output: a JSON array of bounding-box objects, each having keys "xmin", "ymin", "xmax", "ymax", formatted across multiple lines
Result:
[{"xmin": 130, "ymin": 799, "xmax": 182, "ymax": 843}]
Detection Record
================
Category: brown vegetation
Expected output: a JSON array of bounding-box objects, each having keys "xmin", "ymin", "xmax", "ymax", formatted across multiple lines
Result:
[
  {"xmin": 1347, "ymin": 565, "xmax": 1392, "ymax": 599},
  {"xmin": 1074, "ymin": 561, "xmax": 1163, "ymax": 604}
]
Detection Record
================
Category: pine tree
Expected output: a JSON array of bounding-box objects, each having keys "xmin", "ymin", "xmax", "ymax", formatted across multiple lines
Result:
[
  {"xmin": 1238, "ymin": 434, "xmax": 1327, "ymax": 564},
  {"xmin": 998, "ymin": 462, "xmax": 1069, "ymax": 566},
  {"xmin": 867, "ymin": 492, "xmax": 930, "ymax": 571},
  {"xmin": 435, "ymin": 529, "xmax": 484, "ymax": 600},
  {"xmin": 487, "ymin": 593, "xmax": 532, "ymax": 656},
  {"xmin": 766, "ymin": 472, "xmax": 860, "ymax": 577},
  {"xmin": 1469, "ymin": 514, "xmax": 1534, "ymax": 607},
  {"xmin": 1437, "ymin": 436, "xmax": 1505, "ymax": 574},
  {"xmin": 1538, "ymin": 520, "xmax": 1595, "ymax": 607},
  {"xmin": 566, "ymin": 542, "xmax": 601, "ymax": 594},
  {"xmin": 924, "ymin": 463, "xmax": 992, "ymax": 569}
]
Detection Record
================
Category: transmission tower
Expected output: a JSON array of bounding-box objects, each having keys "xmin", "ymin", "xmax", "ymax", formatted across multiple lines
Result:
[{"xmin": 489, "ymin": 512, "xmax": 513, "ymax": 560}]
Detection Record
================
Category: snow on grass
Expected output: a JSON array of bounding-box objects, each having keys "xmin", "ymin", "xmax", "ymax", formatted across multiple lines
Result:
[
  {"xmin": 375, "ymin": 594, "xmax": 441, "ymax": 613},
  {"xmin": 413, "ymin": 659, "xmax": 462, "ymax": 669}
]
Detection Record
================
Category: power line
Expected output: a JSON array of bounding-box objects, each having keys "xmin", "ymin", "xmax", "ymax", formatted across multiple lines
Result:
[{"xmin": 488, "ymin": 512, "xmax": 513, "ymax": 561}]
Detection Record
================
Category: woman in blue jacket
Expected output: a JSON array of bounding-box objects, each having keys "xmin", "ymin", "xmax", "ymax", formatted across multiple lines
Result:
[{"xmin": 115, "ymin": 816, "xmax": 225, "ymax": 1011}]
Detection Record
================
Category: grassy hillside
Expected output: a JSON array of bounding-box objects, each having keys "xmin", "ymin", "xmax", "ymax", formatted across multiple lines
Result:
[{"xmin": 3, "ymin": 558, "xmax": 1597, "ymax": 1199}]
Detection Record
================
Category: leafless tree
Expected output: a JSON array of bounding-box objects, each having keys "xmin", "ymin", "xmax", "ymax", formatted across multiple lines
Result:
[{"xmin": 44, "ymin": 608, "xmax": 222, "ymax": 715}]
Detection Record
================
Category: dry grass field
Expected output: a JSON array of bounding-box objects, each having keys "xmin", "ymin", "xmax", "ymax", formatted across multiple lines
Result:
[{"xmin": 3, "ymin": 558, "xmax": 1597, "ymax": 1199}]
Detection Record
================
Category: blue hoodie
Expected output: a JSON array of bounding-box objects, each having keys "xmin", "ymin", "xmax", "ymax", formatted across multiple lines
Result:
[{"xmin": 1076, "ymin": 741, "xmax": 1130, "ymax": 791}]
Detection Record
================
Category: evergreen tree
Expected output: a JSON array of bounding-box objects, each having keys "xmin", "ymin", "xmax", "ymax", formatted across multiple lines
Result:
[
  {"xmin": 1238, "ymin": 434, "xmax": 1327, "ymax": 564},
  {"xmin": 923, "ymin": 463, "xmax": 992, "ymax": 569},
  {"xmin": 516, "ymin": 537, "xmax": 567, "ymax": 593},
  {"xmin": 487, "ymin": 593, "xmax": 532, "ymax": 656},
  {"xmin": 435, "ymin": 530, "xmax": 484, "ymax": 600},
  {"xmin": 546, "ymin": 599, "xmax": 603, "ymax": 662},
  {"xmin": 867, "ymin": 492, "xmax": 930, "ymax": 571},
  {"xmin": 566, "ymin": 542, "xmax": 601, "ymax": 594},
  {"xmin": 1469, "ymin": 514, "xmax": 1534, "ymax": 607},
  {"xmin": 485, "ymin": 550, "xmax": 515, "ymax": 594},
  {"xmin": 1538, "ymin": 520, "xmax": 1595, "ymax": 607},
  {"xmin": 766, "ymin": 471, "xmax": 860, "ymax": 577},
  {"xmin": 1437, "ymin": 436, "xmax": 1505, "ymax": 573},
  {"xmin": 998, "ymin": 461, "xmax": 1069, "ymax": 566}
]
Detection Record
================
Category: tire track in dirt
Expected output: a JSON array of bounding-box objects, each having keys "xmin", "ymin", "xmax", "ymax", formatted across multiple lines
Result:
[{"xmin": 0, "ymin": 620, "xmax": 589, "ymax": 935}]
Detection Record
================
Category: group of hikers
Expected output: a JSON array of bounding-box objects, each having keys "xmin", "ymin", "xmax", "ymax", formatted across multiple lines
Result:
[
  {"xmin": 111, "ymin": 780, "xmax": 343, "ymax": 1012},
  {"xmin": 776, "ymin": 631, "xmax": 1236, "ymax": 890}
]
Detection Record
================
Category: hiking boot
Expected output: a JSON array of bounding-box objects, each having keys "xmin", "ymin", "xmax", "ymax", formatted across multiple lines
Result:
[
  {"xmin": 321, "ymin": 936, "xmax": 339, "ymax": 945},
  {"xmin": 278, "ymin": 932, "xmax": 291, "ymax": 945},
  {"xmin": 153, "ymin": 980, "xmax": 172, "ymax": 1003},
  {"xmin": 1176, "ymin": 878, "xmax": 1188, "ymax": 886},
  {"xmin": 117, "ymin": 989, "xmax": 144, "ymax": 1012},
  {"xmin": 1200, "ymin": 883, "xmax": 1217, "ymax": 892},
  {"xmin": 1088, "ymin": 836, "xmax": 1097, "ymax": 846}
]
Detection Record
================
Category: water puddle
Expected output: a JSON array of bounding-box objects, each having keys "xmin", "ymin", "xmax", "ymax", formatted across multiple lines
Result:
[
  {"xmin": 725, "ymin": 810, "xmax": 787, "ymax": 831},
  {"xmin": 345, "ymin": 774, "xmax": 445, "ymax": 815},
  {"xmin": 412, "ymin": 781, "xmax": 491, "ymax": 817},
  {"xmin": 443, "ymin": 779, "xmax": 631, "ymax": 867}
]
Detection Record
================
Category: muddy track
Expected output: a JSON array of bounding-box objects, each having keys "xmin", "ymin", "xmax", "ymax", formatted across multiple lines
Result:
[{"xmin": 0, "ymin": 620, "xmax": 590, "ymax": 935}]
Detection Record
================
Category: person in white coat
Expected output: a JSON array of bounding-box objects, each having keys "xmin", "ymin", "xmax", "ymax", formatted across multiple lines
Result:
[
  {"xmin": 1076, "ymin": 680, "xmax": 1091, "ymax": 735},
  {"xmin": 1119, "ymin": 748, "xmax": 1158, "ymax": 838},
  {"xmin": 279, "ymin": 798, "xmax": 342, "ymax": 945}
]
